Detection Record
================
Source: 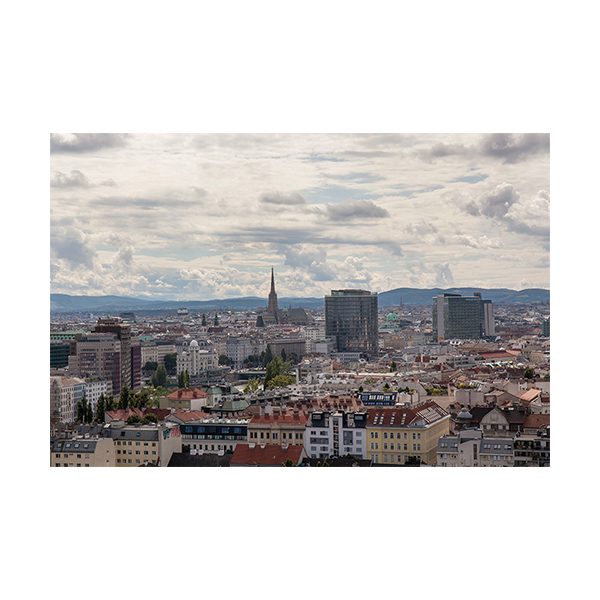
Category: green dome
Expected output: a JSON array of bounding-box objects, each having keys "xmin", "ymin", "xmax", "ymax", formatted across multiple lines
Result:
[{"xmin": 385, "ymin": 312, "xmax": 400, "ymax": 322}]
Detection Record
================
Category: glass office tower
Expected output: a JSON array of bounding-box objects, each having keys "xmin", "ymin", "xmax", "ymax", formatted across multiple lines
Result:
[{"xmin": 325, "ymin": 289, "xmax": 378, "ymax": 356}]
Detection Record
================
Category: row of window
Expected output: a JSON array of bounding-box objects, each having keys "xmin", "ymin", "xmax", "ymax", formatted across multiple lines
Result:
[
  {"xmin": 370, "ymin": 443, "xmax": 420, "ymax": 451},
  {"xmin": 370, "ymin": 431, "xmax": 420, "ymax": 440},
  {"xmin": 249, "ymin": 431, "xmax": 303, "ymax": 440},
  {"xmin": 368, "ymin": 454, "xmax": 417, "ymax": 463},
  {"xmin": 115, "ymin": 440, "xmax": 157, "ymax": 447},
  {"xmin": 116, "ymin": 450, "xmax": 157, "ymax": 455}
]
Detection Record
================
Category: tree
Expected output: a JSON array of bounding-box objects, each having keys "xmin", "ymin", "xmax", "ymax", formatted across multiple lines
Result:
[
  {"xmin": 126, "ymin": 414, "xmax": 142, "ymax": 424},
  {"xmin": 383, "ymin": 382, "xmax": 390, "ymax": 390},
  {"xmin": 95, "ymin": 394, "xmax": 106, "ymax": 423},
  {"xmin": 219, "ymin": 354, "xmax": 234, "ymax": 367},
  {"xmin": 164, "ymin": 354, "xmax": 177, "ymax": 375},
  {"xmin": 202, "ymin": 313, "xmax": 207, "ymax": 326},
  {"xmin": 524, "ymin": 368, "xmax": 535, "ymax": 379},
  {"xmin": 283, "ymin": 459, "xmax": 294, "ymax": 467},
  {"xmin": 105, "ymin": 395, "xmax": 115, "ymax": 412},
  {"xmin": 263, "ymin": 344, "xmax": 274, "ymax": 367},
  {"xmin": 266, "ymin": 374, "xmax": 295, "ymax": 389},
  {"xmin": 390, "ymin": 361, "xmax": 397, "ymax": 372},
  {"xmin": 142, "ymin": 412, "xmax": 158, "ymax": 424},
  {"xmin": 118, "ymin": 385, "xmax": 130, "ymax": 410},
  {"xmin": 281, "ymin": 348, "xmax": 287, "ymax": 362},
  {"xmin": 151, "ymin": 365, "xmax": 168, "ymax": 388},
  {"xmin": 243, "ymin": 378, "xmax": 262, "ymax": 394},
  {"xmin": 406, "ymin": 456, "xmax": 421, "ymax": 465},
  {"xmin": 143, "ymin": 361, "xmax": 158, "ymax": 372},
  {"xmin": 77, "ymin": 397, "xmax": 92, "ymax": 423}
]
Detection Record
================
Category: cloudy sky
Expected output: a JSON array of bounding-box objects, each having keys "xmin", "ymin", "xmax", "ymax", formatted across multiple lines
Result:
[{"xmin": 50, "ymin": 133, "xmax": 549, "ymax": 300}]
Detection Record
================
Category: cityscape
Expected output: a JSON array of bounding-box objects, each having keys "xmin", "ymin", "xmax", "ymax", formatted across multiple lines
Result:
[{"xmin": 50, "ymin": 133, "xmax": 550, "ymax": 467}]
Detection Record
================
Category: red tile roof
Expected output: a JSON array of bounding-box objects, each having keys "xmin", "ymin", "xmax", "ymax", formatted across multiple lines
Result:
[
  {"xmin": 250, "ymin": 413, "xmax": 308, "ymax": 426},
  {"xmin": 230, "ymin": 443, "xmax": 304, "ymax": 466},
  {"xmin": 170, "ymin": 409, "xmax": 212, "ymax": 422},
  {"xmin": 523, "ymin": 414, "xmax": 550, "ymax": 430},
  {"xmin": 106, "ymin": 408, "xmax": 145, "ymax": 421},
  {"xmin": 166, "ymin": 387, "xmax": 208, "ymax": 400},
  {"xmin": 366, "ymin": 401, "xmax": 448, "ymax": 427}
]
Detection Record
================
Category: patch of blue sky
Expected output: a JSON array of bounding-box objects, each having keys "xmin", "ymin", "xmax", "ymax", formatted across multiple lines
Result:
[
  {"xmin": 301, "ymin": 184, "xmax": 372, "ymax": 204},
  {"xmin": 331, "ymin": 172, "xmax": 386, "ymax": 184},
  {"xmin": 452, "ymin": 173, "xmax": 488, "ymax": 184},
  {"xmin": 304, "ymin": 152, "xmax": 347, "ymax": 163}
]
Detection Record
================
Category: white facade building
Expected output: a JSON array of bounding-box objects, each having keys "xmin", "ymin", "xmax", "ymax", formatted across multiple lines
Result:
[{"xmin": 304, "ymin": 410, "xmax": 368, "ymax": 460}]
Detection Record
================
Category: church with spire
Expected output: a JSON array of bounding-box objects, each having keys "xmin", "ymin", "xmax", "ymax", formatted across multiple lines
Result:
[{"xmin": 256, "ymin": 268, "xmax": 311, "ymax": 327}]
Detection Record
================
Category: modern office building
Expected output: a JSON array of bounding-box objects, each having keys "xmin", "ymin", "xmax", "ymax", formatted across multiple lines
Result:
[
  {"xmin": 75, "ymin": 333, "xmax": 123, "ymax": 395},
  {"xmin": 432, "ymin": 292, "xmax": 495, "ymax": 341},
  {"xmin": 94, "ymin": 318, "xmax": 133, "ymax": 393},
  {"xmin": 325, "ymin": 289, "xmax": 378, "ymax": 356}
]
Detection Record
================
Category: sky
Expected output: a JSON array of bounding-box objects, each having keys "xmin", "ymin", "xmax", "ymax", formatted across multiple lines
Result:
[{"xmin": 50, "ymin": 133, "xmax": 550, "ymax": 301}]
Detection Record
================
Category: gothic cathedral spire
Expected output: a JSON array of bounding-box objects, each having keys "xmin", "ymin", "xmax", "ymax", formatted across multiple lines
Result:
[{"xmin": 268, "ymin": 267, "xmax": 278, "ymax": 317}]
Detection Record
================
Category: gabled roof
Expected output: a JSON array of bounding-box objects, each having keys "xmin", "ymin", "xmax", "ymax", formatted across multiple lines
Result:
[
  {"xmin": 520, "ymin": 388, "xmax": 542, "ymax": 403},
  {"xmin": 167, "ymin": 409, "xmax": 212, "ymax": 423},
  {"xmin": 230, "ymin": 443, "xmax": 304, "ymax": 466},
  {"xmin": 106, "ymin": 408, "xmax": 145, "ymax": 421},
  {"xmin": 249, "ymin": 413, "xmax": 308, "ymax": 426},
  {"xmin": 366, "ymin": 401, "xmax": 448, "ymax": 427},
  {"xmin": 523, "ymin": 414, "xmax": 550, "ymax": 430},
  {"xmin": 166, "ymin": 387, "xmax": 208, "ymax": 400}
]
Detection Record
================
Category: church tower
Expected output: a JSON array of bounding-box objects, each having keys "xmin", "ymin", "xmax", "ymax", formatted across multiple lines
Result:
[{"xmin": 268, "ymin": 267, "xmax": 278, "ymax": 317}]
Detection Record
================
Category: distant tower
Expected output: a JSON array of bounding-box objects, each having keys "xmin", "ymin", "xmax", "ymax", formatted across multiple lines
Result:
[{"xmin": 268, "ymin": 267, "xmax": 278, "ymax": 317}]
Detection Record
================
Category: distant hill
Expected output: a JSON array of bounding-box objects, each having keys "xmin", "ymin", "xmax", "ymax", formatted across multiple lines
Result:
[
  {"xmin": 50, "ymin": 287, "xmax": 550, "ymax": 314},
  {"xmin": 378, "ymin": 287, "xmax": 550, "ymax": 306}
]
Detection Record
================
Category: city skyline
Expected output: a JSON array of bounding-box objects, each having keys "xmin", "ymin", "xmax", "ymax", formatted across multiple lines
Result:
[{"xmin": 50, "ymin": 133, "xmax": 550, "ymax": 301}]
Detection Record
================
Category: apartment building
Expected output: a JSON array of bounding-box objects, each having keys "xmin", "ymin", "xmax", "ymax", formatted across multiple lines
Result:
[
  {"xmin": 437, "ymin": 429, "xmax": 514, "ymax": 467},
  {"xmin": 51, "ymin": 436, "xmax": 115, "ymax": 467},
  {"xmin": 102, "ymin": 422, "xmax": 182, "ymax": 467},
  {"xmin": 175, "ymin": 415, "xmax": 250, "ymax": 454},
  {"xmin": 248, "ymin": 413, "xmax": 307, "ymax": 446},
  {"xmin": 366, "ymin": 401, "xmax": 450, "ymax": 465},
  {"xmin": 304, "ymin": 410, "xmax": 368, "ymax": 460},
  {"xmin": 50, "ymin": 376, "xmax": 86, "ymax": 424}
]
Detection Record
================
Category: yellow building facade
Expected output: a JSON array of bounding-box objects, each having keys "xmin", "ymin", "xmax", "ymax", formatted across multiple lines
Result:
[{"xmin": 366, "ymin": 401, "xmax": 450, "ymax": 465}]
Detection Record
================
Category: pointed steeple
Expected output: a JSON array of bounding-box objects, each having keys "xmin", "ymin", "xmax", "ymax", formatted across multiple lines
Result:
[{"xmin": 268, "ymin": 267, "xmax": 278, "ymax": 318}]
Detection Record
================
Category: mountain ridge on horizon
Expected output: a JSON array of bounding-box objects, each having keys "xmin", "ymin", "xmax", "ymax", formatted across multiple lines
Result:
[{"xmin": 50, "ymin": 287, "xmax": 550, "ymax": 313}]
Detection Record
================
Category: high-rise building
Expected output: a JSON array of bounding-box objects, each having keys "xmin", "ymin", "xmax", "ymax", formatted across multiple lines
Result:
[
  {"xmin": 92, "ymin": 317, "xmax": 141, "ymax": 392},
  {"xmin": 432, "ymin": 292, "xmax": 495, "ymax": 341},
  {"xmin": 325, "ymin": 289, "xmax": 378, "ymax": 356}
]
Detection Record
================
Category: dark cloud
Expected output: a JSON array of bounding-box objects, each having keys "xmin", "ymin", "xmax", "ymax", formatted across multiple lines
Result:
[
  {"xmin": 50, "ymin": 133, "xmax": 131, "ymax": 153},
  {"xmin": 51, "ymin": 170, "xmax": 91, "ymax": 188},
  {"xmin": 418, "ymin": 142, "xmax": 470, "ymax": 161},
  {"xmin": 324, "ymin": 199, "xmax": 390, "ymax": 221},
  {"xmin": 259, "ymin": 191, "xmax": 307, "ymax": 206},
  {"xmin": 417, "ymin": 133, "xmax": 549, "ymax": 164},
  {"xmin": 479, "ymin": 133, "xmax": 549, "ymax": 164},
  {"xmin": 454, "ymin": 183, "xmax": 550, "ymax": 238}
]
